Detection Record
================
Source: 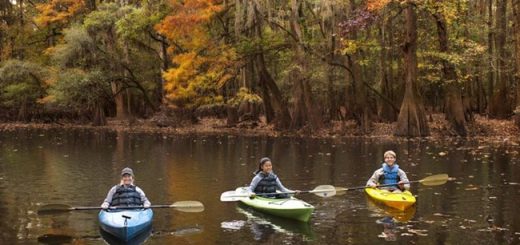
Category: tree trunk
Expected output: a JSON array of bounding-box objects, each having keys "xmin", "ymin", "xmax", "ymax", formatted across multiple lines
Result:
[
  {"xmin": 326, "ymin": 4, "xmax": 339, "ymax": 122},
  {"xmin": 377, "ymin": 17, "xmax": 396, "ymax": 122},
  {"xmin": 327, "ymin": 27, "xmax": 338, "ymax": 122},
  {"xmin": 17, "ymin": 96, "xmax": 28, "ymax": 122},
  {"xmin": 86, "ymin": 0, "xmax": 96, "ymax": 11},
  {"xmin": 289, "ymin": 0, "xmax": 322, "ymax": 129},
  {"xmin": 158, "ymin": 34, "xmax": 169, "ymax": 104},
  {"xmin": 253, "ymin": 4, "xmax": 291, "ymax": 129},
  {"xmin": 259, "ymin": 76, "xmax": 275, "ymax": 123},
  {"xmin": 345, "ymin": 0, "xmax": 371, "ymax": 133},
  {"xmin": 92, "ymin": 104, "xmax": 107, "ymax": 126},
  {"xmin": 226, "ymin": 105, "xmax": 238, "ymax": 126},
  {"xmin": 255, "ymin": 53, "xmax": 291, "ymax": 129},
  {"xmin": 123, "ymin": 43, "xmax": 133, "ymax": 119},
  {"xmin": 433, "ymin": 11, "xmax": 468, "ymax": 136},
  {"xmin": 394, "ymin": 3, "xmax": 429, "ymax": 137},
  {"xmin": 513, "ymin": 0, "xmax": 520, "ymax": 127},
  {"xmin": 487, "ymin": 0, "xmax": 494, "ymax": 113},
  {"xmin": 112, "ymin": 83, "xmax": 128, "ymax": 119},
  {"xmin": 489, "ymin": 0, "xmax": 510, "ymax": 118}
]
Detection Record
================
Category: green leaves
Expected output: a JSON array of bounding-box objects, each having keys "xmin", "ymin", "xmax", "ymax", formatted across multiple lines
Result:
[
  {"xmin": 227, "ymin": 87, "xmax": 263, "ymax": 107},
  {"xmin": 46, "ymin": 69, "xmax": 111, "ymax": 109},
  {"xmin": 0, "ymin": 60, "xmax": 47, "ymax": 107},
  {"xmin": 51, "ymin": 26, "xmax": 96, "ymax": 68}
]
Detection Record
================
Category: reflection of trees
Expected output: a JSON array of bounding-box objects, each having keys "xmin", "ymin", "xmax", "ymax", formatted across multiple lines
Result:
[
  {"xmin": 0, "ymin": 129, "xmax": 123, "ymax": 242},
  {"xmin": 2, "ymin": 129, "xmax": 520, "ymax": 244}
]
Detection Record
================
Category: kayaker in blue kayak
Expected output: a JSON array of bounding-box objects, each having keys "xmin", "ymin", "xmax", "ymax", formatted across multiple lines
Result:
[
  {"xmin": 101, "ymin": 167, "xmax": 151, "ymax": 209},
  {"xmin": 366, "ymin": 151, "xmax": 410, "ymax": 192},
  {"xmin": 248, "ymin": 157, "xmax": 299, "ymax": 198}
]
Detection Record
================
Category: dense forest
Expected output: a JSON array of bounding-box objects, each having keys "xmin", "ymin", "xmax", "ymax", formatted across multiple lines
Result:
[{"xmin": 0, "ymin": 0, "xmax": 519, "ymax": 137}]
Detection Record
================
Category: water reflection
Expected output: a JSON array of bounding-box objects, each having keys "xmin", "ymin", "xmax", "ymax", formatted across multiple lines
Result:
[
  {"xmin": 100, "ymin": 226, "xmax": 152, "ymax": 245},
  {"xmin": 366, "ymin": 197, "xmax": 417, "ymax": 241},
  {"xmin": 0, "ymin": 129, "xmax": 519, "ymax": 244},
  {"xmin": 366, "ymin": 197, "xmax": 416, "ymax": 223},
  {"xmin": 220, "ymin": 204, "xmax": 315, "ymax": 242},
  {"xmin": 376, "ymin": 216, "xmax": 398, "ymax": 241},
  {"xmin": 37, "ymin": 233, "xmax": 101, "ymax": 244}
]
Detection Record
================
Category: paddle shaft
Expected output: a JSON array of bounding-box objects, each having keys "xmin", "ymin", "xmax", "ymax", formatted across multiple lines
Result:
[
  {"xmin": 52, "ymin": 204, "xmax": 195, "ymax": 211},
  {"xmin": 343, "ymin": 180, "xmax": 420, "ymax": 191},
  {"xmin": 71, "ymin": 206, "xmax": 149, "ymax": 211},
  {"xmin": 255, "ymin": 189, "xmax": 328, "ymax": 196}
]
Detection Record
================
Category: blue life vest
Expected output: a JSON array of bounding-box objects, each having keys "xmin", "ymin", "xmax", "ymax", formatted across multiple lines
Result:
[
  {"xmin": 379, "ymin": 163, "xmax": 400, "ymax": 188},
  {"xmin": 253, "ymin": 172, "xmax": 287, "ymax": 198},
  {"xmin": 110, "ymin": 185, "xmax": 143, "ymax": 207}
]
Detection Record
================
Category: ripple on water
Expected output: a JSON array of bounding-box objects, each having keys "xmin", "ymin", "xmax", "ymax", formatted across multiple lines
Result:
[{"xmin": 221, "ymin": 220, "xmax": 247, "ymax": 231}]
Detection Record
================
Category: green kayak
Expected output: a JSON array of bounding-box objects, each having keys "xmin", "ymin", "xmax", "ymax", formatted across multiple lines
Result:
[{"xmin": 235, "ymin": 187, "xmax": 315, "ymax": 222}]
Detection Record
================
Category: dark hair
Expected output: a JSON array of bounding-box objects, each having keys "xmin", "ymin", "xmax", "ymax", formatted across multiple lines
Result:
[{"xmin": 255, "ymin": 157, "xmax": 271, "ymax": 174}]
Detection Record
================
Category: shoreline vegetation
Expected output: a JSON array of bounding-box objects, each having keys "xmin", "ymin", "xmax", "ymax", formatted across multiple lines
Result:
[
  {"xmin": 2, "ymin": 1, "xmax": 520, "ymax": 139},
  {"xmin": 1, "ymin": 114, "xmax": 518, "ymax": 144}
]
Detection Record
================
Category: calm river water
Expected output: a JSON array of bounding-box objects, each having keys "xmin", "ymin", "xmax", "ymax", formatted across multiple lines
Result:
[{"xmin": 0, "ymin": 129, "xmax": 519, "ymax": 244}]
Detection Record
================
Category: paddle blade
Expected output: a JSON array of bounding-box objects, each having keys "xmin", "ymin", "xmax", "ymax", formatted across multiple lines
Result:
[
  {"xmin": 419, "ymin": 174, "xmax": 449, "ymax": 186},
  {"xmin": 220, "ymin": 191, "xmax": 249, "ymax": 202},
  {"xmin": 334, "ymin": 187, "xmax": 349, "ymax": 196},
  {"xmin": 311, "ymin": 185, "xmax": 337, "ymax": 198},
  {"xmin": 171, "ymin": 201, "xmax": 205, "ymax": 212},
  {"xmin": 37, "ymin": 204, "xmax": 73, "ymax": 215}
]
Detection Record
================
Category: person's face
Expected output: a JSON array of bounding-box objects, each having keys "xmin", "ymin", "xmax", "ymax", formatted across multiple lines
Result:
[
  {"xmin": 122, "ymin": 174, "xmax": 133, "ymax": 185},
  {"xmin": 261, "ymin": 161, "xmax": 273, "ymax": 173},
  {"xmin": 384, "ymin": 155, "xmax": 396, "ymax": 166}
]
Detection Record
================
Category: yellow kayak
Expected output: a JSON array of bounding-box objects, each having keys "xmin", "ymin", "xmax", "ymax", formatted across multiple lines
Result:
[{"xmin": 364, "ymin": 188, "xmax": 416, "ymax": 211}]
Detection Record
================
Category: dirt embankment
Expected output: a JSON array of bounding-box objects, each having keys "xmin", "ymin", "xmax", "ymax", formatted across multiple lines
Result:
[{"xmin": 0, "ymin": 114, "xmax": 518, "ymax": 143}]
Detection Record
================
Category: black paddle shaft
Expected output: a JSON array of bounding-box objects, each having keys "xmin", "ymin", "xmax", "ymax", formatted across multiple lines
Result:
[{"xmin": 346, "ymin": 180, "xmax": 420, "ymax": 191}]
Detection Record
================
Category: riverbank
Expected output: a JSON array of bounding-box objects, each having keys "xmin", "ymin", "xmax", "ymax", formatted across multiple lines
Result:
[{"xmin": 0, "ymin": 114, "xmax": 518, "ymax": 143}]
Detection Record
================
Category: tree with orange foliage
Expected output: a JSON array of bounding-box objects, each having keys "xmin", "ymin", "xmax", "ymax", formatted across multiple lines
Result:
[
  {"xmin": 34, "ymin": 0, "xmax": 86, "ymax": 46},
  {"xmin": 155, "ymin": 0, "xmax": 237, "ymax": 111},
  {"xmin": 35, "ymin": 0, "xmax": 85, "ymax": 27}
]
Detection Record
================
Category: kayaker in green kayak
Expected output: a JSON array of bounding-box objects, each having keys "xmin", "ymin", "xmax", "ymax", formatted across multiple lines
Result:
[
  {"xmin": 366, "ymin": 151, "xmax": 410, "ymax": 192},
  {"xmin": 101, "ymin": 167, "xmax": 151, "ymax": 209},
  {"xmin": 248, "ymin": 157, "xmax": 299, "ymax": 198}
]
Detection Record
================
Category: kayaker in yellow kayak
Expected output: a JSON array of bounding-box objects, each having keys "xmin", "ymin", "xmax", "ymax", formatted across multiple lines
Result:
[
  {"xmin": 248, "ymin": 157, "xmax": 299, "ymax": 198},
  {"xmin": 101, "ymin": 167, "xmax": 151, "ymax": 208},
  {"xmin": 366, "ymin": 151, "xmax": 410, "ymax": 192}
]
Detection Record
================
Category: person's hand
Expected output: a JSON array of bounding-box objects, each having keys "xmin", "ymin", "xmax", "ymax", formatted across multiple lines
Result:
[
  {"xmin": 398, "ymin": 181, "xmax": 405, "ymax": 190},
  {"xmin": 294, "ymin": 190, "xmax": 302, "ymax": 194},
  {"xmin": 249, "ymin": 193, "xmax": 256, "ymax": 199},
  {"xmin": 101, "ymin": 202, "xmax": 109, "ymax": 209},
  {"xmin": 143, "ymin": 202, "xmax": 151, "ymax": 208},
  {"xmin": 367, "ymin": 183, "xmax": 377, "ymax": 188}
]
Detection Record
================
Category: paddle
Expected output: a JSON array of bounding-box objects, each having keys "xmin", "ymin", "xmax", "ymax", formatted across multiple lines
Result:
[
  {"xmin": 37, "ymin": 201, "xmax": 204, "ymax": 215},
  {"xmin": 220, "ymin": 185, "xmax": 337, "ymax": 202},
  {"xmin": 334, "ymin": 174, "xmax": 450, "ymax": 193}
]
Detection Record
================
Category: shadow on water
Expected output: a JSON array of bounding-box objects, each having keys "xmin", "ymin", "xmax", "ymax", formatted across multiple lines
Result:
[
  {"xmin": 37, "ymin": 234, "xmax": 74, "ymax": 244},
  {"xmin": 220, "ymin": 203, "xmax": 315, "ymax": 242},
  {"xmin": 37, "ymin": 226, "xmax": 153, "ymax": 245},
  {"xmin": 99, "ymin": 226, "xmax": 152, "ymax": 245}
]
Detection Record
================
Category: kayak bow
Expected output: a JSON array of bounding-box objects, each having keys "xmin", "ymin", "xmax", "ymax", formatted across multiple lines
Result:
[
  {"xmin": 98, "ymin": 208, "xmax": 153, "ymax": 241},
  {"xmin": 364, "ymin": 188, "xmax": 416, "ymax": 211}
]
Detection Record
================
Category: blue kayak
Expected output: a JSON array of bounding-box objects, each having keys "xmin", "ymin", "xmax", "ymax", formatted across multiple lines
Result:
[{"xmin": 98, "ymin": 209, "xmax": 153, "ymax": 241}]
